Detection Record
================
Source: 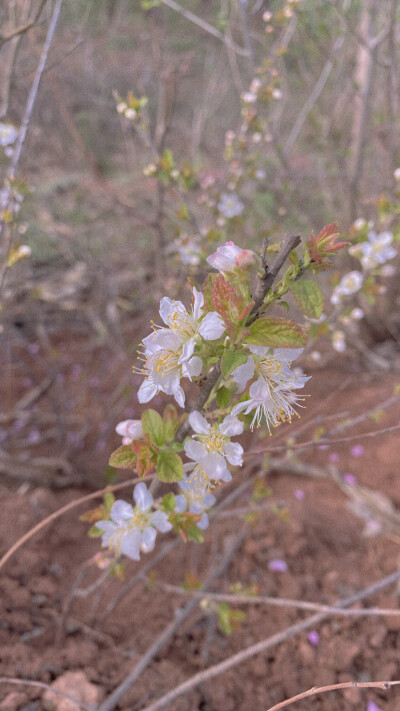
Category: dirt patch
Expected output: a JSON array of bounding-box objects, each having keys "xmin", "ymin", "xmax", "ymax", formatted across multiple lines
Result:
[{"xmin": 1, "ymin": 363, "xmax": 400, "ymax": 710}]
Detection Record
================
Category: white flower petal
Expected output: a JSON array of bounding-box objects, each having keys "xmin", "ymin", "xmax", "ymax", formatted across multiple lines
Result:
[
  {"xmin": 120, "ymin": 529, "xmax": 142, "ymax": 560},
  {"xmin": 174, "ymin": 385, "xmax": 185, "ymax": 408},
  {"xmin": 174, "ymin": 495, "xmax": 187, "ymax": 513},
  {"xmin": 182, "ymin": 356, "xmax": 202, "ymax": 380},
  {"xmin": 232, "ymin": 356, "xmax": 255, "ymax": 390},
  {"xmin": 198, "ymin": 312, "xmax": 225, "ymax": 340},
  {"xmin": 134, "ymin": 482, "xmax": 153, "ymax": 511},
  {"xmin": 219, "ymin": 414, "xmax": 244, "ymax": 436},
  {"xmin": 138, "ymin": 378, "xmax": 159, "ymax": 404},
  {"xmin": 189, "ymin": 410, "xmax": 210, "ymax": 435},
  {"xmin": 159, "ymin": 297, "xmax": 178, "ymax": 325},
  {"xmin": 115, "ymin": 419, "xmax": 143, "ymax": 440},
  {"xmin": 197, "ymin": 513, "xmax": 210, "ymax": 530},
  {"xmin": 110, "ymin": 500, "xmax": 134, "ymax": 525},
  {"xmin": 202, "ymin": 452, "xmax": 231, "ymax": 482},
  {"xmin": 140, "ymin": 526, "xmax": 157, "ymax": 553},
  {"xmin": 179, "ymin": 338, "xmax": 195, "ymax": 363},
  {"xmin": 224, "ymin": 441, "xmax": 244, "ymax": 466},
  {"xmin": 184, "ymin": 438, "xmax": 208, "ymax": 461},
  {"xmin": 150, "ymin": 511, "xmax": 173, "ymax": 532},
  {"xmin": 192, "ymin": 287, "xmax": 204, "ymax": 321}
]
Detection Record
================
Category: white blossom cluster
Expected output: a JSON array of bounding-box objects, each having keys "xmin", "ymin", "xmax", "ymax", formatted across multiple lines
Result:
[
  {"xmin": 97, "ymin": 242, "xmax": 310, "ymax": 562},
  {"xmin": 329, "ymin": 228, "xmax": 397, "ymax": 352}
]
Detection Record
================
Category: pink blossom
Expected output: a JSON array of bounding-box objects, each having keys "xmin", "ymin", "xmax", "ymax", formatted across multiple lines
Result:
[{"xmin": 206, "ymin": 241, "xmax": 256, "ymax": 273}]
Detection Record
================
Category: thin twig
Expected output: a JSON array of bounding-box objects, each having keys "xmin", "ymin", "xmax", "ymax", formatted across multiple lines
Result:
[
  {"xmin": 152, "ymin": 581, "xmax": 400, "ymax": 617},
  {"xmin": 249, "ymin": 234, "xmax": 301, "ymax": 323},
  {"xmin": 265, "ymin": 679, "xmax": 400, "ymax": 711},
  {"xmin": 157, "ymin": 0, "xmax": 249, "ymax": 57},
  {"xmin": 141, "ymin": 569, "xmax": 400, "ymax": 711},
  {"xmin": 0, "ymin": 0, "xmax": 64, "ymax": 290},
  {"xmin": 97, "ymin": 529, "xmax": 247, "ymax": 711}
]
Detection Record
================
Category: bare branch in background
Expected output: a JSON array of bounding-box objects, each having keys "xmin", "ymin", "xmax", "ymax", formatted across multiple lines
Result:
[
  {"xmin": 0, "ymin": 0, "xmax": 64, "ymax": 292},
  {"xmin": 348, "ymin": 0, "xmax": 378, "ymax": 222},
  {"xmin": 158, "ymin": 0, "xmax": 249, "ymax": 57}
]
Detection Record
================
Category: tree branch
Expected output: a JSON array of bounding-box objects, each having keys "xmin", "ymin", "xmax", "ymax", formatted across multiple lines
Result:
[{"xmin": 141, "ymin": 569, "xmax": 400, "ymax": 711}]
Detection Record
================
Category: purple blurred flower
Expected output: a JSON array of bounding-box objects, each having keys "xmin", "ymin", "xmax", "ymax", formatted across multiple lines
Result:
[
  {"xmin": 367, "ymin": 702, "xmax": 383, "ymax": 711},
  {"xmin": 71, "ymin": 364, "xmax": 82, "ymax": 380},
  {"xmin": 268, "ymin": 559, "xmax": 288, "ymax": 573},
  {"xmin": 351, "ymin": 444, "xmax": 364, "ymax": 457},
  {"xmin": 343, "ymin": 473, "xmax": 358, "ymax": 486},
  {"xmin": 27, "ymin": 343, "xmax": 39, "ymax": 354},
  {"xmin": 329, "ymin": 452, "xmax": 339, "ymax": 463},
  {"xmin": 307, "ymin": 630, "xmax": 320, "ymax": 646},
  {"xmin": 294, "ymin": 489, "xmax": 305, "ymax": 500},
  {"xmin": 13, "ymin": 419, "xmax": 25, "ymax": 431},
  {"xmin": 27, "ymin": 429, "xmax": 40, "ymax": 444}
]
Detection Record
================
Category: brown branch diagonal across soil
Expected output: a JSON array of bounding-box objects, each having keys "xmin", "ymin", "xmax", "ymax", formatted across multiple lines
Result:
[
  {"xmin": 146, "ymin": 581, "xmax": 400, "ymax": 618},
  {"xmin": 265, "ymin": 679, "xmax": 400, "ymax": 711},
  {"xmin": 96, "ymin": 529, "xmax": 247, "ymax": 711},
  {"xmin": 140, "ymin": 569, "xmax": 400, "ymax": 711}
]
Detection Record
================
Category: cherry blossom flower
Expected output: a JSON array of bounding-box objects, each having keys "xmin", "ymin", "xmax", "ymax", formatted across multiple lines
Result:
[
  {"xmin": 137, "ymin": 329, "xmax": 202, "ymax": 408},
  {"xmin": 137, "ymin": 288, "xmax": 224, "ymax": 407},
  {"xmin": 160, "ymin": 287, "xmax": 225, "ymax": 344},
  {"xmin": 115, "ymin": 419, "xmax": 143, "ymax": 444},
  {"xmin": 217, "ymin": 194, "xmax": 244, "ymax": 219},
  {"xmin": 232, "ymin": 346, "xmax": 308, "ymax": 393},
  {"xmin": 231, "ymin": 377, "xmax": 306, "ymax": 432},
  {"xmin": 359, "ymin": 230, "xmax": 397, "ymax": 270},
  {"xmin": 188, "ymin": 410, "xmax": 244, "ymax": 466},
  {"xmin": 184, "ymin": 414, "xmax": 243, "ymax": 484},
  {"xmin": 97, "ymin": 482, "xmax": 172, "ymax": 561},
  {"xmin": 174, "ymin": 474, "xmax": 216, "ymax": 529},
  {"xmin": 0, "ymin": 122, "xmax": 18, "ymax": 147},
  {"xmin": 330, "ymin": 271, "xmax": 363, "ymax": 304},
  {"xmin": 332, "ymin": 330, "xmax": 346, "ymax": 352},
  {"xmin": 206, "ymin": 241, "xmax": 256, "ymax": 272}
]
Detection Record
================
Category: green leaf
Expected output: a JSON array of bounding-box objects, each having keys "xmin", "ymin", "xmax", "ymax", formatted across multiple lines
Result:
[
  {"xmin": 109, "ymin": 445, "xmax": 137, "ymax": 469},
  {"xmin": 103, "ymin": 492, "xmax": 115, "ymax": 513},
  {"xmin": 141, "ymin": 0, "xmax": 161, "ymax": 8},
  {"xmin": 142, "ymin": 409, "xmax": 165, "ymax": 446},
  {"xmin": 162, "ymin": 492, "xmax": 176, "ymax": 512},
  {"xmin": 216, "ymin": 385, "xmax": 232, "ymax": 408},
  {"xmin": 289, "ymin": 279, "xmax": 324, "ymax": 319},
  {"xmin": 163, "ymin": 404, "xmax": 178, "ymax": 442},
  {"xmin": 187, "ymin": 525, "xmax": 204, "ymax": 543},
  {"xmin": 88, "ymin": 525, "xmax": 103, "ymax": 538},
  {"xmin": 279, "ymin": 300, "xmax": 290, "ymax": 312},
  {"xmin": 157, "ymin": 450, "xmax": 184, "ymax": 482},
  {"xmin": 247, "ymin": 317, "xmax": 306, "ymax": 348},
  {"xmin": 221, "ymin": 349, "xmax": 247, "ymax": 378}
]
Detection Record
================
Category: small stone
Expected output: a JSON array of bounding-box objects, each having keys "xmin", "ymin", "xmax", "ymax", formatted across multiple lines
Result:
[
  {"xmin": 0, "ymin": 692, "xmax": 28, "ymax": 711},
  {"xmin": 42, "ymin": 671, "xmax": 102, "ymax": 711}
]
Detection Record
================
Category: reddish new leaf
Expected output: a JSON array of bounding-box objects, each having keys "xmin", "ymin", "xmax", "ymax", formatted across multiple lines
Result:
[{"xmin": 131, "ymin": 440, "xmax": 157, "ymax": 477}]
